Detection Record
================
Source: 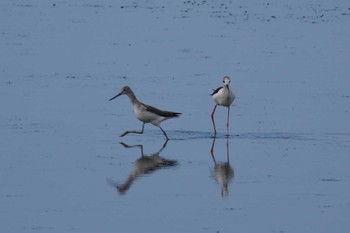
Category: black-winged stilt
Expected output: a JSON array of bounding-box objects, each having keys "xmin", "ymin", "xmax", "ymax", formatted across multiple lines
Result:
[{"xmin": 210, "ymin": 76, "xmax": 235, "ymax": 136}]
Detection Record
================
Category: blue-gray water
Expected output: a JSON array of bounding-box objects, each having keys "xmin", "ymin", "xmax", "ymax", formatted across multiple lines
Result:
[{"xmin": 1, "ymin": 1, "xmax": 350, "ymax": 232}]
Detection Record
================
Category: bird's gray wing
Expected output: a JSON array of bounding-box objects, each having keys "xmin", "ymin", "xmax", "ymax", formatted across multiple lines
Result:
[{"xmin": 144, "ymin": 104, "xmax": 181, "ymax": 118}]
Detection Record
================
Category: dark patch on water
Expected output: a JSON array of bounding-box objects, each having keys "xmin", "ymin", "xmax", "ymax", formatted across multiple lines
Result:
[
  {"xmin": 320, "ymin": 178, "xmax": 341, "ymax": 182},
  {"xmin": 237, "ymin": 132, "xmax": 312, "ymax": 141}
]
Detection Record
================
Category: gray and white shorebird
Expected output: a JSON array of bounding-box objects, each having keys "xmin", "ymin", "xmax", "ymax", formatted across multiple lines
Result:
[
  {"xmin": 109, "ymin": 86, "xmax": 181, "ymax": 140},
  {"xmin": 210, "ymin": 76, "xmax": 235, "ymax": 136}
]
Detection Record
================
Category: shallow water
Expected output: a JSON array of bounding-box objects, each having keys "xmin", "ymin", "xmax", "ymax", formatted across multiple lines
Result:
[{"xmin": 1, "ymin": 0, "xmax": 350, "ymax": 232}]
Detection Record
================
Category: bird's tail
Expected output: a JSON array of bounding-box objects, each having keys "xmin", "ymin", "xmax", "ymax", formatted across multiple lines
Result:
[
  {"xmin": 162, "ymin": 111, "xmax": 181, "ymax": 118},
  {"xmin": 161, "ymin": 159, "xmax": 178, "ymax": 166},
  {"xmin": 172, "ymin": 112, "xmax": 181, "ymax": 118}
]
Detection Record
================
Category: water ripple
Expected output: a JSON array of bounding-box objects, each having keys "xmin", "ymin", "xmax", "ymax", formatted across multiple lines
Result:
[{"xmin": 167, "ymin": 131, "xmax": 350, "ymax": 142}]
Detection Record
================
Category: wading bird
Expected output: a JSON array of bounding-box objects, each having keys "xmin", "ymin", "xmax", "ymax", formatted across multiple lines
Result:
[
  {"xmin": 210, "ymin": 76, "xmax": 235, "ymax": 136},
  {"xmin": 109, "ymin": 86, "xmax": 181, "ymax": 140}
]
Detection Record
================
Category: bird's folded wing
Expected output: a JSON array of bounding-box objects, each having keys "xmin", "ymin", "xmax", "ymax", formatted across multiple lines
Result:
[
  {"xmin": 145, "ymin": 104, "xmax": 181, "ymax": 118},
  {"xmin": 211, "ymin": 86, "xmax": 223, "ymax": 96}
]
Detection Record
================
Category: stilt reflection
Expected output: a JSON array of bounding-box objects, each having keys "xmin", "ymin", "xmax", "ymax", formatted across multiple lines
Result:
[
  {"xmin": 108, "ymin": 141, "xmax": 178, "ymax": 195},
  {"xmin": 210, "ymin": 136, "xmax": 234, "ymax": 197}
]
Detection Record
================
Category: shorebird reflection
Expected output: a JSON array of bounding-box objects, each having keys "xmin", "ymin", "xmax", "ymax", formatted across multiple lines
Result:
[
  {"xmin": 108, "ymin": 141, "xmax": 177, "ymax": 195},
  {"xmin": 211, "ymin": 136, "xmax": 234, "ymax": 197}
]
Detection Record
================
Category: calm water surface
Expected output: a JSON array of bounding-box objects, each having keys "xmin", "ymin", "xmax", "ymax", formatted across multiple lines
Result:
[{"xmin": 1, "ymin": 0, "xmax": 350, "ymax": 232}]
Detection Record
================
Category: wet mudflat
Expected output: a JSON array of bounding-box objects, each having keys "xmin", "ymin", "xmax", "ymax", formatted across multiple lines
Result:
[{"xmin": 1, "ymin": 0, "xmax": 350, "ymax": 232}]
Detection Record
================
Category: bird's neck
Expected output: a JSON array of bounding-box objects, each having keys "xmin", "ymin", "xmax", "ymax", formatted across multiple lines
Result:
[{"xmin": 126, "ymin": 91, "xmax": 139, "ymax": 105}]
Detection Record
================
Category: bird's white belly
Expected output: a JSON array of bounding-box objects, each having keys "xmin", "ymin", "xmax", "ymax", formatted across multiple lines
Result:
[
  {"xmin": 214, "ymin": 89, "xmax": 235, "ymax": 106},
  {"xmin": 134, "ymin": 107, "xmax": 163, "ymax": 125}
]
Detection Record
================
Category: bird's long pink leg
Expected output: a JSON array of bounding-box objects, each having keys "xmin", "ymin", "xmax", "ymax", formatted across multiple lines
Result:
[
  {"xmin": 211, "ymin": 104, "xmax": 218, "ymax": 136},
  {"xmin": 226, "ymin": 106, "xmax": 230, "ymax": 136}
]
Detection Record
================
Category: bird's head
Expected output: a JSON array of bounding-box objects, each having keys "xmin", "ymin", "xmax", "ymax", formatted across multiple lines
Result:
[
  {"xmin": 223, "ymin": 76, "xmax": 231, "ymax": 86},
  {"xmin": 109, "ymin": 86, "xmax": 131, "ymax": 101}
]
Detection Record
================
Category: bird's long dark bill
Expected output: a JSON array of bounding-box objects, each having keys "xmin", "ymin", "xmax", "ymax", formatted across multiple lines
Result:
[{"xmin": 109, "ymin": 92, "xmax": 122, "ymax": 101}]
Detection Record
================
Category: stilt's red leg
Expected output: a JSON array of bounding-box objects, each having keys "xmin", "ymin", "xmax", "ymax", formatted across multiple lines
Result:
[{"xmin": 211, "ymin": 104, "xmax": 218, "ymax": 135}]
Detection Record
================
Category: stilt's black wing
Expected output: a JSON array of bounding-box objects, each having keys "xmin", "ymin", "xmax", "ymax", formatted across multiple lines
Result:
[{"xmin": 211, "ymin": 86, "xmax": 222, "ymax": 96}]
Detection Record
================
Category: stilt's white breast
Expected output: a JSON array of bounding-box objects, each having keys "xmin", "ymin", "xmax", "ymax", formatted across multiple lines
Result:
[{"xmin": 213, "ymin": 86, "xmax": 235, "ymax": 107}]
